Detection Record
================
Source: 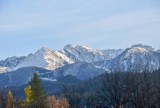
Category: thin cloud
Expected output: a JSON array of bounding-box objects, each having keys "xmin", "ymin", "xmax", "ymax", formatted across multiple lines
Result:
[
  {"xmin": 68, "ymin": 9, "xmax": 160, "ymax": 33},
  {"xmin": 0, "ymin": 22, "xmax": 35, "ymax": 32},
  {"xmin": 0, "ymin": 8, "xmax": 79, "ymax": 32}
]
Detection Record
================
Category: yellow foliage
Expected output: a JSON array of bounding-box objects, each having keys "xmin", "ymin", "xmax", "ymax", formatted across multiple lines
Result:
[{"xmin": 24, "ymin": 85, "xmax": 32, "ymax": 103}]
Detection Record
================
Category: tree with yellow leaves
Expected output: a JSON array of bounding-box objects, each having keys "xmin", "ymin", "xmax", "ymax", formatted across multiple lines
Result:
[
  {"xmin": 6, "ymin": 91, "xmax": 14, "ymax": 108},
  {"xmin": 22, "ymin": 85, "xmax": 32, "ymax": 107}
]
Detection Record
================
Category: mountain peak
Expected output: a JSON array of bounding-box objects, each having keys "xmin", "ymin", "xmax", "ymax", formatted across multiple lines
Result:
[
  {"xmin": 107, "ymin": 44, "xmax": 160, "ymax": 72},
  {"xmin": 64, "ymin": 44, "xmax": 73, "ymax": 48},
  {"xmin": 35, "ymin": 47, "xmax": 53, "ymax": 56},
  {"xmin": 64, "ymin": 44, "xmax": 93, "ymax": 52},
  {"xmin": 131, "ymin": 44, "xmax": 155, "ymax": 51},
  {"xmin": 80, "ymin": 45, "xmax": 93, "ymax": 50},
  {"xmin": 1, "ymin": 43, "xmax": 159, "ymax": 74},
  {"xmin": 39, "ymin": 47, "xmax": 52, "ymax": 52}
]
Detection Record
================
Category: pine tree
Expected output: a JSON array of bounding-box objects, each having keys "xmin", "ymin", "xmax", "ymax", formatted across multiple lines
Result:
[
  {"xmin": 6, "ymin": 91, "xmax": 14, "ymax": 108},
  {"xmin": 29, "ymin": 73, "xmax": 47, "ymax": 108}
]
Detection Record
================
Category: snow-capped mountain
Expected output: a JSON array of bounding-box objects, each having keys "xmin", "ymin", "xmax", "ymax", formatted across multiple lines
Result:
[
  {"xmin": 0, "ymin": 56, "xmax": 26, "ymax": 72},
  {"xmin": 62, "ymin": 44, "xmax": 123, "ymax": 62},
  {"xmin": 0, "ymin": 56, "xmax": 25, "ymax": 68},
  {"xmin": 105, "ymin": 44, "xmax": 160, "ymax": 72},
  {"xmin": 0, "ymin": 44, "xmax": 160, "ymax": 89},
  {"xmin": 157, "ymin": 49, "xmax": 160, "ymax": 53},
  {"xmin": 14, "ymin": 47, "xmax": 74, "ymax": 70},
  {"xmin": 0, "ymin": 45, "xmax": 123, "ymax": 72},
  {"xmin": 0, "ymin": 44, "xmax": 159, "ymax": 75}
]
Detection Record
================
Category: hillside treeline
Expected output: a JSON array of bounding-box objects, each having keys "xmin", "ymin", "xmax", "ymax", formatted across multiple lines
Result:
[
  {"xmin": 62, "ymin": 70, "xmax": 160, "ymax": 108},
  {"xmin": 0, "ymin": 70, "xmax": 160, "ymax": 108}
]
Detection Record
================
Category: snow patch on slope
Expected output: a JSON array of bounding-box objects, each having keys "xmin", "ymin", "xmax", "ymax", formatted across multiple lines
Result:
[
  {"xmin": 63, "ymin": 44, "xmax": 123, "ymax": 62},
  {"xmin": 14, "ymin": 47, "xmax": 73, "ymax": 70},
  {"xmin": 106, "ymin": 44, "xmax": 160, "ymax": 72},
  {"xmin": 0, "ymin": 44, "xmax": 124, "ymax": 72},
  {"xmin": 41, "ymin": 78, "xmax": 57, "ymax": 82},
  {"xmin": 0, "ymin": 67, "xmax": 8, "ymax": 73},
  {"xmin": 131, "ymin": 44, "xmax": 155, "ymax": 51}
]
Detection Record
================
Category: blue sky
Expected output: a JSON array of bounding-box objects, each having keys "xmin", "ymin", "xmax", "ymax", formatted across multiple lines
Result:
[{"xmin": 0, "ymin": 0, "xmax": 160, "ymax": 59}]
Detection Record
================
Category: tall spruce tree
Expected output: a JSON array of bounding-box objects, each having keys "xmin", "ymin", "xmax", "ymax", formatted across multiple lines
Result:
[{"xmin": 29, "ymin": 72, "xmax": 47, "ymax": 108}]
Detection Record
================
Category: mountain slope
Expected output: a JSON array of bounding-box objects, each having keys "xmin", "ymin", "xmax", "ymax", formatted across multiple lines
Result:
[
  {"xmin": 0, "ymin": 44, "xmax": 159, "ymax": 75},
  {"xmin": 0, "ymin": 44, "xmax": 160, "ymax": 90},
  {"xmin": 106, "ymin": 44, "xmax": 160, "ymax": 72},
  {"xmin": 62, "ymin": 44, "xmax": 123, "ymax": 62},
  {"xmin": 14, "ymin": 47, "xmax": 74, "ymax": 70},
  {"xmin": 0, "ymin": 45, "xmax": 123, "ymax": 72},
  {"xmin": 0, "ymin": 66, "xmax": 81, "ymax": 91},
  {"xmin": 0, "ymin": 56, "xmax": 25, "ymax": 68},
  {"xmin": 53, "ymin": 62, "xmax": 106, "ymax": 80},
  {"xmin": 0, "ymin": 56, "xmax": 26, "ymax": 72}
]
